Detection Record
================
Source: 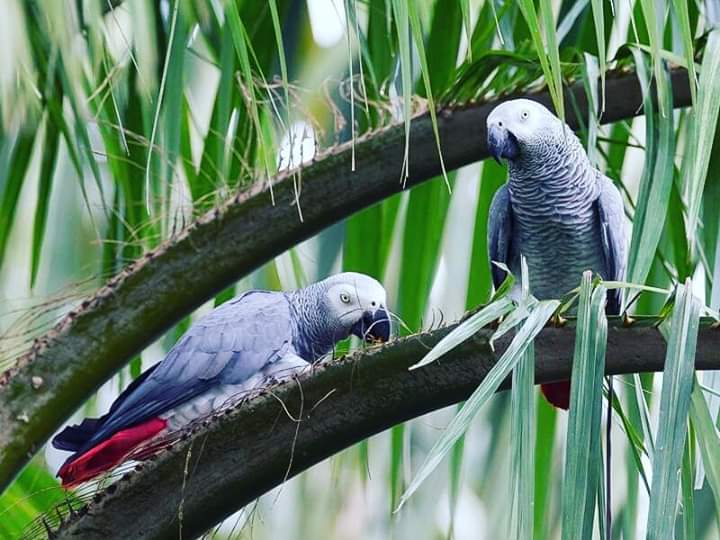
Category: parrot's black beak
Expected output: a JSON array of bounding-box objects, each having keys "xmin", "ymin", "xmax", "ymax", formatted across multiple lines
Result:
[
  {"xmin": 487, "ymin": 124, "xmax": 520, "ymax": 164},
  {"xmin": 351, "ymin": 307, "xmax": 391, "ymax": 343}
]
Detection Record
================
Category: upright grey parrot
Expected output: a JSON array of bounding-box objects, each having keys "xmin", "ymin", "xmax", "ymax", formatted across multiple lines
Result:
[
  {"xmin": 486, "ymin": 98, "xmax": 627, "ymax": 409},
  {"xmin": 53, "ymin": 272, "xmax": 390, "ymax": 487}
]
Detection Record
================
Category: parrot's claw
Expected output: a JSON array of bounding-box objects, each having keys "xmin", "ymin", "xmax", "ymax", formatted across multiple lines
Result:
[{"xmin": 492, "ymin": 314, "xmax": 505, "ymax": 329}]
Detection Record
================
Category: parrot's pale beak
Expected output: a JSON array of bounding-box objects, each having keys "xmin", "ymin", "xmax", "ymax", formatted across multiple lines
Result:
[
  {"xmin": 487, "ymin": 123, "xmax": 520, "ymax": 164},
  {"xmin": 351, "ymin": 307, "xmax": 391, "ymax": 343}
]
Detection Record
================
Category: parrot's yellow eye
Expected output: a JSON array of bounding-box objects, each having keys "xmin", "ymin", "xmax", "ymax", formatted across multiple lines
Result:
[{"xmin": 340, "ymin": 293, "xmax": 351, "ymax": 304}]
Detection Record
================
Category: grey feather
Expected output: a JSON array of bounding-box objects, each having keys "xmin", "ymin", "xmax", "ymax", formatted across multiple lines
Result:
[
  {"xmin": 76, "ymin": 290, "xmax": 296, "ymax": 453},
  {"xmin": 487, "ymin": 184, "xmax": 518, "ymax": 289},
  {"xmin": 595, "ymin": 175, "xmax": 627, "ymax": 313}
]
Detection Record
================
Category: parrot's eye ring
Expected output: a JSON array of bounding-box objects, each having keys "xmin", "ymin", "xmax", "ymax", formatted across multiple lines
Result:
[
  {"xmin": 521, "ymin": 110, "xmax": 529, "ymax": 120},
  {"xmin": 340, "ymin": 293, "xmax": 351, "ymax": 304}
]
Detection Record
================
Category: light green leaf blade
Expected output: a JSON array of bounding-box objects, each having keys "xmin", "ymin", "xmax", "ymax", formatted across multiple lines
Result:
[
  {"xmin": 225, "ymin": 2, "xmax": 271, "ymax": 182},
  {"xmin": 538, "ymin": 0, "xmax": 563, "ymax": 122},
  {"xmin": 396, "ymin": 177, "xmax": 455, "ymax": 333},
  {"xmin": 510, "ymin": 257, "xmax": 535, "ymax": 539},
  {"xmin": 268, "ymin": 0, "xmax": 290, "ymax": 129},
  {"xmin": 410, "ymin": 296, "xmax": 514, "ymax": 370},
  {"xmin": 407, "ymin": 0, "xmax": 449, "ymax": 189},
  {"xmin": 671, "ymin": 0, "xmax": 697, "ymax": 105},
  {"xmin": 144, "ymin": 0, "xmax": 181, "ymax": 216},
  {"xmin": 0, "ymin": 461, "xmax": 75, "ymax": 538},
  {"xmin": 398, "ymin": 299, "xmax": 560, "ymax": 511},
  {"xmin": 533, "ymin": 395, "xmax": 558, "ymax": 540},
  {"xmin": 159, "ymin": 8, "xmax": 187, "ymax": 229},
  {"xmin": 582, "ymin": 53, "xmax": 600, "ymax": 165},
  {"xmin": 448, "ymin": 410, "xmax": 466, "ymax": 538},
  {"xmin": 517, "ymin": 0, "xmax": 564, "ymax": 121},
  {"xmin": 561, "ymin": 273, "xmax": 608, "ymax": 540},
  {"xmin": 589, "ymin": 0, "xmax": 606, "ymax": 112},
  {"xmin": 459, "ymin": 0, "xmax": 472, "ymax": 60},
  {"xmin": 0, "ymin": 130, "xmax": 36, "ymax": 268},
  {"xmin": 194, "ymin": 28, "xmax": 236, "ymax": 199},
  {"xmin": 391, "ymin": 0, "xmax": 413, "ymax": 184},
  {"xmin": 680, "ymin": 426, "xmax": 696, "ymax": 540},
  {"xmin": 390, "ymin": 422, "xmax": 406, "ymax": 513},
  {"xmin": 626, "ymin": 48, "xmax": 675, "ymax": 287},
  {"xmin": 646, "ymin": 280, "xmax": 701, "ymax": 539},
  {"xmin": 684, "ymin": 29, "xmax": 720, "ymax": 259},
  {"xmin": 30, "ymin": 115, "xmax": 60, "ymax": 288},
  {"xmin": 638, "ymin": 0, "xmax": 669, "ymax": 117},
  {"xmin": 689, "ymin": 380, "xmax": 720, "ymax": 522},
  {"xmin": 510, "ymin": 339, "xmax": 536, "ymax": 539},
  {"xmin": 633, "ymin": 373, "xmax": 656, "ymax": 460}
]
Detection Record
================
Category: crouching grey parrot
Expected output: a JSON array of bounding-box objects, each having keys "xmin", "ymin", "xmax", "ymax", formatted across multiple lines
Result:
[
  {"xmin": 486, "ymin": 98, "xmax": 627, "ymax": 409},
  {"xmin": 53, "ymin": 272, "xmax": 390, "ymax": 487}
]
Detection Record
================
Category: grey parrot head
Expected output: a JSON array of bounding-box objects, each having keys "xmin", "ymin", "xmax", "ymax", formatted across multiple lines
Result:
[
  {"xmin": 320, "ymin": 272, "xmax": 391, "ymax": 343},
  {"xmin": 486, "ymin": 99, "xmax": 565, "ymax": 164}
]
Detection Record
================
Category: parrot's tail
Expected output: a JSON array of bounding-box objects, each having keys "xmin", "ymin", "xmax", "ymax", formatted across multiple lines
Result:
[
  {"xmin": 541, "ymin": 381, "xmax": 571, "ymax": 410},
  {"xmin": 57, "ymin": 418, "xmax": 167, "ymax": 488}
]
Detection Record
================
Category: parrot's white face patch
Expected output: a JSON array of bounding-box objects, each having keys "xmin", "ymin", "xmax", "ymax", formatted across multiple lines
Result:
[
  {"xmin": 486, "ymin": 98, "xmax": 560, "ymax": 146},
  {"xmin": 322, "ymin": 272, "xmax": 390, "ymax": 342},
  {"xmin": 325, "ymin": 274, "xmax": 386, "ymax": 322}
]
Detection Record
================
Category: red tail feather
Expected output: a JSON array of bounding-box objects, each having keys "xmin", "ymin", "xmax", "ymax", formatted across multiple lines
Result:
[
  {"xmin": 58, "ymin": 418, "xmax": 167, "ymax": 488},
  {"xmin": 541, "ymin": 381, "xmax": 571, "ymax": 410}
]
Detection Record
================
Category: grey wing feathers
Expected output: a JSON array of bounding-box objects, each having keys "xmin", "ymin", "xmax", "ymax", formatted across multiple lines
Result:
[
  {"xmin": 596, "ymin": 176, "xmax": 627, "ymax": 314},
  {"xmin": 487, "ymin": 184, "xmax": 515, "ymax": 290},
  {"xmin": 81, "ymin": 291, "xmax": 294, "ymax": 451}
]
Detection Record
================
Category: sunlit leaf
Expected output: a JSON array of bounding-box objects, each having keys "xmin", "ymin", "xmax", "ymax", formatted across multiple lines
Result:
[
  {"xmin": 646, "ymin": 280, "xmax": 701, "ymax": 538},
  {"xmin": 30, "ymin": 115, "xmax": 60, "ymax": 288},
  {"xmin": 398, "ymin": 300, "xmax": 560, "ymax": 511},
  {"xmin": 510, "ymin": 257, "xmax": 535, "ymax": 539},
  {"xmin": 144, "ymin": 0, "xmax": 182, "ymax": 216},
  {"xmin": 0, "ymin": 130, "xmax": 36, "ymax": 267},
  {"xmin": 684, "ymin": 30, "xmax": 720, "ymax": 259},
  {"xmin": 626, "ymin": 48, "xmax": 675, "ymax": 288},
  {"xmin": 517, "ymin": 0, "xmax": 564, "ymax": 121},
  {"xmin": 589, "ymin": 0, "xmax": 606, "ymax": 112},
  {"xmin": 638, "ymin": 0, "xmax": 669, "ymax": 117},
  {"xmin": 680, "ymin": 425, "xmax": 696, "ymax": 540},
  {"xmin": 410, "ymin": 296, "xmax": 514, "ymax": 370},
  {"xmin": 0, "ymin": 461, "xmax": 75, "ymax": 538},
  {"xmin": 562, "ymin": 273, "xmax": 608, "ymax": 539},
  {"xmin": 689, "ymin": 380, "xmax": 720, "ymax": 522},
  {"xmin": 671, "ymin": 0, "xmax": 697, "ymax": 105},
  {"xmin": 391, "ymin": 0, "xmax": 413, "ymax": 184},
  {"xmin": 533, "ymin": 395, "xmax": 558, "ymax": 540}
]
